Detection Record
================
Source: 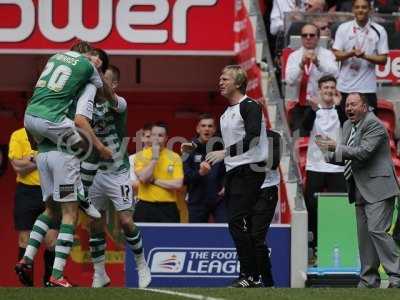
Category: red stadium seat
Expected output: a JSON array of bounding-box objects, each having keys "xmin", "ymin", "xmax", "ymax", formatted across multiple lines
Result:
[
  {"xmin": 285, "ymin": 99, "xmax": 298, "ymax": 123},
  {"xmin": 377, "ymin": 99, "xmax": 396, "ymax": 138},
  {"xmin": 392, "ymin": 157, "xmax": 400, "ymax": 179},
  {"xmin": 294, "ymin": 137, "xmax": 309, "ymax": 183}
]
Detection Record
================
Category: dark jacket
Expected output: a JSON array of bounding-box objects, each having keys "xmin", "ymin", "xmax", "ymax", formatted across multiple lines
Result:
[{"xmin": 183, "ymin": 138, "xmax": 225, "ymax": 205}]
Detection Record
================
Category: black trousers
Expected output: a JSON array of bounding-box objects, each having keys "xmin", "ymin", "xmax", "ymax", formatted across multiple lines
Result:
[
  {"xmin": 134, "ymin": 200, "xmax": 180, "ymax": 223},
  {"xmin": 188, "ymin": 199, "xmax": 227, "ymax": 223},
  {"xmin": 225, "ymin": 164, "xmax": 266, "ymax": 279},
  {"xmin": 305, "ymin": 171, "xmax": 347, "ymax": 249},
  {"xmin": 340, "ymin": 92, "xmax": 377, "ymax": 113},
  {"xmin": 252, "ymin": 185, "xmax": 279, "ymax": 286}
]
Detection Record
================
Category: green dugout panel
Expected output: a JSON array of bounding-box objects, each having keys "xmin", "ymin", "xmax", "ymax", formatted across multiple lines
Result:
[{"xmin": 317, "ymin": 193, "xmax": 359, "ymax": 269}]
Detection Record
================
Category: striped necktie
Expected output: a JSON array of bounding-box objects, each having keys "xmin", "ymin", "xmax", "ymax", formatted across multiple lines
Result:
[{"xmin": 344, "ymin": 125, "xmax": 357, "ymax": 180}]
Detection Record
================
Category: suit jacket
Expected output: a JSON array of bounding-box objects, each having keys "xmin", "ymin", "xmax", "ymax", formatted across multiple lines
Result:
[{"xmin": 333, "ymin": 112, "xmax": 399, "ymax": 203}]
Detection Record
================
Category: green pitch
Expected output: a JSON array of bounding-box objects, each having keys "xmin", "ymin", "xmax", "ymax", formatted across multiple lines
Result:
[{"xmin": 1, "ymin": 288, "xmax": 399, "ymax": 300}]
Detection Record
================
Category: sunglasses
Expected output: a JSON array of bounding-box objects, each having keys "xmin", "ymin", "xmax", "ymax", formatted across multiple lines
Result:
[{"xmin": 301, "ymin": 33, "xmax": 317, "ymax": 38}]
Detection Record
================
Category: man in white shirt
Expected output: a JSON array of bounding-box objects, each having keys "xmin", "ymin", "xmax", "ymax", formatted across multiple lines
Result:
[
  {"xmin": 286, "ymin": 23, "xmax": 339, "ymax": 102},
  {"xmin": 332, "ymin": 0, "xmax": 389, "ymax": 112},
  {"xmin": 301, "ymin": 75, "xmax": 347, "ymax": 254}
]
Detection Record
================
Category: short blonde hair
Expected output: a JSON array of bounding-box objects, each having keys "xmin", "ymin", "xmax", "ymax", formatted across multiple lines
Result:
[{"xmin": 222, "ymin": 65, "xmax": 248, "ymax": 94}]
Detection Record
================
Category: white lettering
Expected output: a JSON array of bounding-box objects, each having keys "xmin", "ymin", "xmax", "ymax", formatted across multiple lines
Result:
[
  {"xmin": 197, "ymin": 261, "xmax": 208, "ymax": 273},
  {"xmin": 376, "ymin": 56, "xmax": 400, "ymax": 79},
  {"xmin": 116, "ymin": 0, "xmax": 168, "ymax": 44},
  {"xmin": 376, "ymin": 59, "xmax": 390, "ymax": 78},
  {"xmin": 0, "ymin": 0, "xmax": 218, "ymax": 44},
  {"xmin": 172, "ymin": 0, "xmax": 217, "ymax": 43},
  {"xmin": 392, "ymin": 57, "xmax": 400, "ymax": 78},
  {"xmin": 0, "ymin": 0, "xmax": 34, "ymax": 42},
  {"xmin": 187, "ymin": 260, "xmax": 196, "ymax": 273},
  {"xmin": 38, "ymin": 0, "xmax": 112, "ymax": 42}
]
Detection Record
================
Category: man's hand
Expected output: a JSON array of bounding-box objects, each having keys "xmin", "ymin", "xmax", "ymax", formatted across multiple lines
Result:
[
  {"xmin": 315, "ymin": 136, "xmax": 337, "ymax": 152},
  {"xmin": 98, "ymin": 145, "xmax": 113, "ymax": 160},
  {"xmin": 205, "ymin": 150, "xmax": 226, "ymax": 165},
  {"xmin": 199, "ymin": 161, "xmax": 211, "ymax": 176},
  {"xmin": 152, "ymin": 143, "xmax": 160, "ymax": 160},
  {"xmin": 181, "ymin": 142, "xmax": 197, "ymax": 154},
  {"xmin": 354, "ymin": 48, "xmax": 365, "ymax": 58},
  {"xmin": 217, "ymin": 187, "xmax": 225, "ymax": 197},
  {"xmin": 333, "ymin": 91, "xmax": 342, "ymax": 106},
  {"xmin": 307, "ymin": 96, "xmax": 319, "ymax": 111}
]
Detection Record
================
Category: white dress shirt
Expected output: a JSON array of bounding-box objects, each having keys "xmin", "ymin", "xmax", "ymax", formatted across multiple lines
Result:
[{"xmin": 285, "ymin": 46, "xmax": 339, "ymax": 100}]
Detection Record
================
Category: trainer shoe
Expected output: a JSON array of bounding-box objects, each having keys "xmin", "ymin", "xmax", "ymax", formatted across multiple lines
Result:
[
  {"xmin": 49, "ymin": 276, "xmax": 73, "ymax": 287},
  {"xmin": 230, "ymin": 276, "xmax": 261, "ymax": 288},
  {"xmin": 92, "ymin": 272, "xmax": 111, "ymax": 288},
  {"xmin": 15, "ymin": 260, "xmax": 33, "ymax": 287},
  {"xmin": 135, "ymin": 253, "xmax": 151, "ymax": 288},
  {"xmin": 79, "ymin": 200, "xmax": 101, "ymax": 219}
]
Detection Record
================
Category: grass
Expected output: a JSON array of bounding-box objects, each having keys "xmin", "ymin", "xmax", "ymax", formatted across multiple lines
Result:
[{"xmin": 1, "ymin": 288, "xmax": 400, "ymax": 300}]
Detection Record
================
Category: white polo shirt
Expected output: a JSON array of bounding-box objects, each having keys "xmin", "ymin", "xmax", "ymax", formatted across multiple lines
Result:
[{"xmin": 333, "ymin": 20, "xmax": 389, "ymax": 93}]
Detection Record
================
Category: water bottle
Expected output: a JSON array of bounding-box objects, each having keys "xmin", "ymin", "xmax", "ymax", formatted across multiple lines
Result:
[{"xmin": 332, "ymin": 244, "xmax": 340, "ymax": 268}]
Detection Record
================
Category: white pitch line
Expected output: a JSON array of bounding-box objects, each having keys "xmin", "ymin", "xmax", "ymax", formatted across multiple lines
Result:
[{"xmin": 139, "ymin": 288, "xmax": 225, "ymax": 300}]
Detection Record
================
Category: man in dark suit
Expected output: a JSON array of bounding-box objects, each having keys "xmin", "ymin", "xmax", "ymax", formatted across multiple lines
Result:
[{"xmin": 316, "ymin": 92, "xmax": 400, "ymax": 288}]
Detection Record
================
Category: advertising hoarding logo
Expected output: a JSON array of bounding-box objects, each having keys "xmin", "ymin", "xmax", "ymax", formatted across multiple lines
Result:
[
  {"xmin": 148, "ymin": 247, "xmax": 240, "ymax": 278},
  {"xmin": 150, "ymin": 252, "xmax": 186, "ymax": 273}
]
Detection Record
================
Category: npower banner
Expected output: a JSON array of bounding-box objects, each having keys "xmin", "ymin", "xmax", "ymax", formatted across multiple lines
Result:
[
  {"xmin": 125, "ymin": 224, "xmax": 291, "ymax": 287},
  {"xmin": 0, "ymin": 0, "xmax": 235, "ymax": 55}
]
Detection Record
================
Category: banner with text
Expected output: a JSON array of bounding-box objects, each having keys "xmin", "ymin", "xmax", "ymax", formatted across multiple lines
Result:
[
  {"xmin": 0, "ymin": 0, "xmax": 235, "ymax": 55},
  {"xmin": 125, "ymin": 224, "xmax": 291, "ymax": 287}
]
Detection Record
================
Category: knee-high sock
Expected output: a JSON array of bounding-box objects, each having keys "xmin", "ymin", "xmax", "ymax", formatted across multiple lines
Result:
[
  {"xmin": 51, "ymin": 224, "xmax": 74, "ymax": 279},
  {"xmin": 125, "ymin": 227, "xmax": 143, "ymax": 256},
  {"xmin": 80, "ymin": 161, "xmax": 98, "ymax": 203},
  {"xmin": 89, "ymin": 232, "xmax": 106, "ymax": 274},
  {"xmin": 24, "ymin": 214, "xmax": 52, "ymax": 262}
]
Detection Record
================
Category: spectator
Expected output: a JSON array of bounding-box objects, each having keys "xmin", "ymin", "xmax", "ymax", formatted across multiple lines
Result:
[
  {"xmin": 286, "ymin": 24, "xmax": 338, "ymax": 103},
  {"xmin": 134, "ymin": 122, "xmax": 184, "ymax": 223},
  {"xmin": 312, "ymin": 16, "xmax": 333, "ymax": 38},
  {"xmin": 206, "ymin": 65, "xmax": 268, "ymax": 288},
  {"xmin": 182, "ymin": 113, "xmax": 226, "ymax": 223},
  {"xmin": 332, "ymin": 0, "xmax": 389, "ymax": 112},
  {"xmin": 286, "ymin": 23, "xmax": 338, "ymax": 135},
  {"xmin": 301, "ymin": 75, "xmax": 347, "ymax": 255},
  {"xmin": 129, "ymin": 124, "xmax": 152, "ymax": 194},
  {"xmin": 9, "ymin": 128, "xmax": 58, "ymax": 287},
  {"xmin": 270, "ymin": 0, "xmax": 300, "ymax": 36},
  {"xmin": 316, "ymin": 92, "xmax": 400, "ymax": 288},
  {"xmin": 305, "ymin": 0, "xmax": 327, "ymax": 12},
  {"xmin": 332, "ymin": 0, "xmax": 353, "ymax": 11}
]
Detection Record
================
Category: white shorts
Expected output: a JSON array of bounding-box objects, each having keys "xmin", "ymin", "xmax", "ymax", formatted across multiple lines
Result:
[
  {"xmin": 89, "ymin": 170, "xmax": 133, "ymax": 211},
  {"xmin": 36, "ymin": 151, "xmax": 84, "ymax": 202},
  {"xmin": 24, "ymin": 114, "xmax": 81, "ymax": 146}
]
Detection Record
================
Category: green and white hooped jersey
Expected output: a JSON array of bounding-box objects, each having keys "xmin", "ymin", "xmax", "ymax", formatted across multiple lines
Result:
[
  {"xmin": 26, "ymin": 51, "xmax": 102, "ymax": 123},
  {"xmin": 92, "ymin": 97, "xmax": 130, "ymax": 173}
]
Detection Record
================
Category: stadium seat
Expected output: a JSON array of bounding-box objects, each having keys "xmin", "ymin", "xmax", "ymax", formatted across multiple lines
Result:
[
  {"xmin": 389, "ymin": 139, "xmax": 398, "ymax": 157},
  {"xmin": 392, "ymin": 157, "xmax": 400, "ymax": 179},
  {"xmin": 294, "ymin": 137, "xmax": 309, "ymax": 183},
  {"xmin": 377, "ymin": 99, "xmax": 396, "ymax": 138}
]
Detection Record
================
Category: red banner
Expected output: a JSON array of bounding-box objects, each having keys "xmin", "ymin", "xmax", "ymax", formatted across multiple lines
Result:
[
  {"xmin": 0, "ymin": 0, "xmax": 235, "ymax": 55},
  {"xmin": 376, "ymin": 50, "xmax": 400, "ymax": 83}
]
